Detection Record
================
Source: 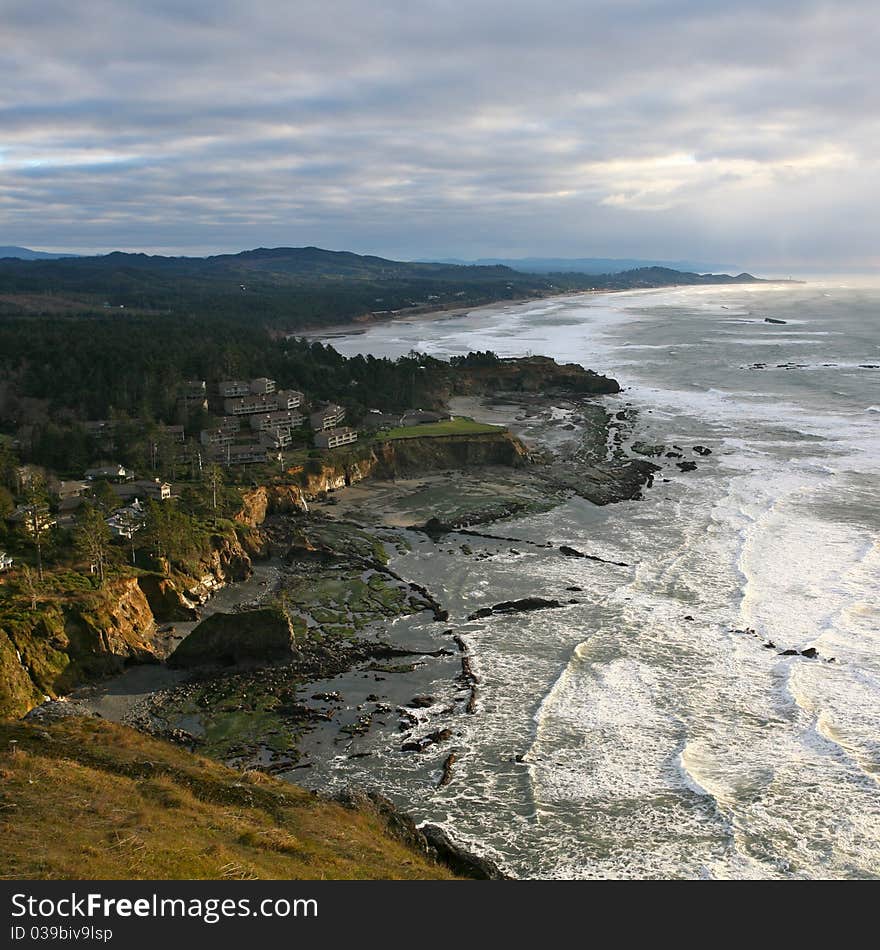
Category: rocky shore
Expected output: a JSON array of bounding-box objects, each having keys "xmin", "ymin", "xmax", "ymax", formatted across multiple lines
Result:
[{"xmin": 15, "ymin": 353, "xmax": 719, "ymax": 876}]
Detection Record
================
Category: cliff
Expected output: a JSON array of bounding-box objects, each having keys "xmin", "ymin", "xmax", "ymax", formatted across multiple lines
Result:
[
  {"xmin": 448, "ymin": 356, "xmax": 621, "ymax": 398},
  {"xmin": 235, "ymin": 430, "xmax": 527, "ymax": 526},
  {"xmin": 0, "ymin": 530, "xmax": 255, "ymax": 719},
  {"xmin": 0, "ymin": 577, "xmax": 159, "ymax": 718}
]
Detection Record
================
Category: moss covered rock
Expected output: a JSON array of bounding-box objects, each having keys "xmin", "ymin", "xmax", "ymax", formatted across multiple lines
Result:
[{"xmin": 168, "ymin": 607, "xmax": 299, "ymax": 668}]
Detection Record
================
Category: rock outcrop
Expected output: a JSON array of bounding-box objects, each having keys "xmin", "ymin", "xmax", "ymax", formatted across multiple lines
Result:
[
  {"xmin": 450, "ymin": 356, "xmax": 620, "ymax": 397},
  {"xmin": 235, "ymin": 431, "xmax": 529, "ymax": 526},
  {"xmin": 168, "ymin": 607, "xmax": 299, "ymax": 668},
  {"xmin": 0, "ymin": 578, "xmax": 162, "ymax": 718}
]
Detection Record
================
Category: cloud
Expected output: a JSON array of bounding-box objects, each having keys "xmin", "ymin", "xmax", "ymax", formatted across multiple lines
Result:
[{"xmin": 0, "ymin": 0, "xmax": 877, "ymax": 269}]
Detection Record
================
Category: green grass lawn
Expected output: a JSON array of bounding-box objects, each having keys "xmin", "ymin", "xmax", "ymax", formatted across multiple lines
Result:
[{"xmin": 382, "ymin": 417, "xmax": 505, "ymax": 440}]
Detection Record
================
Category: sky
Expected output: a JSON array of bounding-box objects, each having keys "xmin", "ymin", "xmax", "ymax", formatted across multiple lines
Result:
[{"xmin": 1, "ymin": 0, "xmax": 878, "ymax": 272}]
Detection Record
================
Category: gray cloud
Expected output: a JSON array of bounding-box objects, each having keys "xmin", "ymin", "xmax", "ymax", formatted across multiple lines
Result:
[{"xmin": 0, "ymin": 0, "xmax": 877, "ymax": 270}]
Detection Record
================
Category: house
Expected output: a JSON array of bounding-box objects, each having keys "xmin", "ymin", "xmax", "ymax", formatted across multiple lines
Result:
[
  {"xmin": 224, "ymin": 394, "xmax": 276, "ymax": 416},
  {"xmin": 314, "ymin": 426, "xmax": 358, "ymax": 450},
  {"xmin": 55, "ymin": 480, "xmax": 89, "ymax": 522},
  {"xmin": 224, "ymin": 443, "xmax": 269, "ymax": 466},
  {"xmin": 224, "ymin": 389, "xmax": 304, "ymax": 416},
  {"xmin": 248, "ymin": 410, "xmax": 303, "ymax": 432},
  {"xmin": 218, "ymin": 415, "xmax": 241, "ymax": 433},
  {"xmin": 85, "ymin": 464, "xmax": 131, "ymax": 482},
  {"xmin": 276, "ymin": 389, "xmax": 304, "ymax": 411},
  {"xmin": 106, "ymin": 499, "xmax": 146, "ymax": 539},
  {"xmin": 218, "ymin": 379, "xmax": 252, "ymax": 398},
  {"xmin": 200, "ymin": 427, "xmax": 235, "ymax": 448},
  {"xmin": 56, "ymin": 480, "xmax": 89, "ymax": 499},
  {"xmin": 362, "ymin": 410, "xmax": 403, "ymax": 430},
  {"xmin": 310, "ymin": 404, "xmax": 346, "ymax": 431},
  {"xmin": 249, "ymin": 377, "xmax": 276, "ymax": 395},
  {"xmin": 111, "ymin": 479, "xmax": 172, "ymax": 502},
  {"xmin": 400, "ymin": 409, "xmax": 453, "ymax": 427},
  {"xmin": 0, "ymin": 551, "xmax": 12, "ymax": 572},
  {"xmin": 258, "ymin": 429, "xmax": 293, "ymax": 450}
]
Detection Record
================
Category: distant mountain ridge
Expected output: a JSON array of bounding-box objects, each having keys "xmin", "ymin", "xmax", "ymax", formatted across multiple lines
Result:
[
  {"xmin": 425, "ymin": 255, "xmax": 741, "ymax": 275},
  {"xmin": 0, "ymin": 245, "xmax": 80, "ymax": 260},
  {"xmin": 0, "ymin": 245, "xmax": 765, "ymax": 329}
]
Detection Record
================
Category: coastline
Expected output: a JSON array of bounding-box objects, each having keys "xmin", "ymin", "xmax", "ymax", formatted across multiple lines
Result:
[
  {"xmin": 294, "ymin": 277, "xmax": 797, "ymax": 342},
  {"xmin": 42, "ymin": 369, "xmax": 672, "ymax": 878}
]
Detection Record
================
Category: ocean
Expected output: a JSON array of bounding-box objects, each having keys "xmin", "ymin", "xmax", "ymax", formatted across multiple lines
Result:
[{"xmin": 309, "ymin": 280, "xmax": 880, "ymax": 879}]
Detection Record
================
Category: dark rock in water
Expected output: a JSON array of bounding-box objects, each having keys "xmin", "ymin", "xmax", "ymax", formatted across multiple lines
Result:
[
  {"xmin": 168, "ymin": 607, "xmax": 298, "ymax": 668},
  {"xmin": 665, "ymin": 451, "xmax": 683, "ymax": 459},
  {"xmin": 684, "ymin": 615, "xmax": 695, "ymax": 621},
  {"xmin": 801, "ymin": 647, "xmax": 819, "ymax": 659},
  {"xmin": 566, "ymin": 586, "xmax": 583, "ymax": 592},
  {"xmin": 403, "ymin": 728, "xmax": 453, "ymax": 753},
  {"xmin": 631, "ymin": 441, "xmax": 665, "ymax": 457},
  {"xmin": 676, "ymin": 460, "xmax": 698, "ymax": 472},
  {"xmin": 764, "ymin": 317, "xmax": 787, "ymax": 324},
  {"xmin": 467, "ymin": 597, "xmax": 564, "ymax": 620},
  {"xmin": 780, "ymin": 649, "xmax": 798, "ymax": 656},
  {"xmin": 407, "ymin": 695, "xmax": 435, "ymax": 708},
  {"xmin": 420, "ymin": 823, "xmax": 508, "ymax": 879},
  {"xmin": 558, "ymin": 545, "xmax": 629, "ymax": 567},
  {"xmin": 693, "ymin": 445, "xmax": 712, "ymax": 456}
]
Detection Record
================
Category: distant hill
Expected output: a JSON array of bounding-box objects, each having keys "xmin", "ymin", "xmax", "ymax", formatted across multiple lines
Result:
[
  {"xmin": 427, "ymin": 255, "xmax": 741, "ymax": 275},
  {"xmin": 0, "ymin": 245, "xmax": 79, "ymax": 260},
  {"xmin": 0, "ymin": 245, "xmax": 764, "ymax": 328}
]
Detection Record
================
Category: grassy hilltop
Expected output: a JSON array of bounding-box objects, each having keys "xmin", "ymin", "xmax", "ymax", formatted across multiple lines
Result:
[{"xmin": 0, "ymin": 717, "xmax": 456, "ymax": 880}]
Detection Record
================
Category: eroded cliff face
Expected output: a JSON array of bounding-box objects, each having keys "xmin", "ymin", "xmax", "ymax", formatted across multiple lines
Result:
[
  {"xmin": 0, "ymin": 578, "xmax": 160, "ymax": 718},
  {"xmin": 374, "ymin": 431, "xmax": 528, "ymax": 476},
  {"xmin": 235, "ymin": 431, "xmax": 528, "ymax": 527},
  {"xmin": 1, "ymin": 532, "xmax": 256, "ymax": 718}
]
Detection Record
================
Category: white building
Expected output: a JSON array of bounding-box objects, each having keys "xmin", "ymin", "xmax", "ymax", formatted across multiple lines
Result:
[
  {"xmin": 200, "ymin": 427, "xmax": 235, "ymax": 448},
  {"xmin": 258, "ymin": 429, "xmax": 293, "ymax": 449},
  {"xmin": 0, "ymin": 551, "xmax": 12, "ymax": 572},
  {"xmin": 314, "ymin": 426, "xmax": 358, "ymax": 450},
  {"xmin": 218, "ymin": 379, "xmax": 252, "ymax": 398},
  {"xmin": 310, "ymin": 404, "xmax": 346, "ymax": 431},
  {"xmin": 250, "ymin": 377, "xmax": 276, "ymax": 395},
  {"xmin": 248, "ymin": 410, "xmax": 304, "ymax": 432},
  {"xmin": 276, "ymin": 389, "xmax": 304, "ymax": 411},
  {"xmin": 106, "ymin": 499, "xmax": 146, "ymax": 540},
  {"xmin": 112, "ymin": 479, "xmax": 172, "ymax": 502},
  {"xmin": 225, "ymin": 443, "xmax": 269, "ymax": 466}
]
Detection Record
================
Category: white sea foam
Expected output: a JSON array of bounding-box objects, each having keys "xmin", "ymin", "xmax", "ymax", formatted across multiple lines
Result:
[{"xmin": 314, "ymin": 280, "xmax": 880, "ymax": 878}]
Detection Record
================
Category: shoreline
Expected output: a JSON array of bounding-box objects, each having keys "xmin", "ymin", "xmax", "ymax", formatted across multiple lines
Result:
[
  {"xmin": 54, "ymin": 377, "xmax": 673, "ymax": 879},
  {"xmin": 294, "ymin": 278, "xmax": 799, "ymax": 342}
]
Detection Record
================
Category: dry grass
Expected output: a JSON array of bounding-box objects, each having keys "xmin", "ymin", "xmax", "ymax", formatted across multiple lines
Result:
[{"xmin": 0, "ymin": 718, "xmax": 456, "ymax": 880}]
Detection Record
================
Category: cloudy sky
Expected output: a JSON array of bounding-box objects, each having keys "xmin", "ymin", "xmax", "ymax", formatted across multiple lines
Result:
[{"xmin": 1, "ymin": 0, "xmax": 877, "ymax": 271}]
